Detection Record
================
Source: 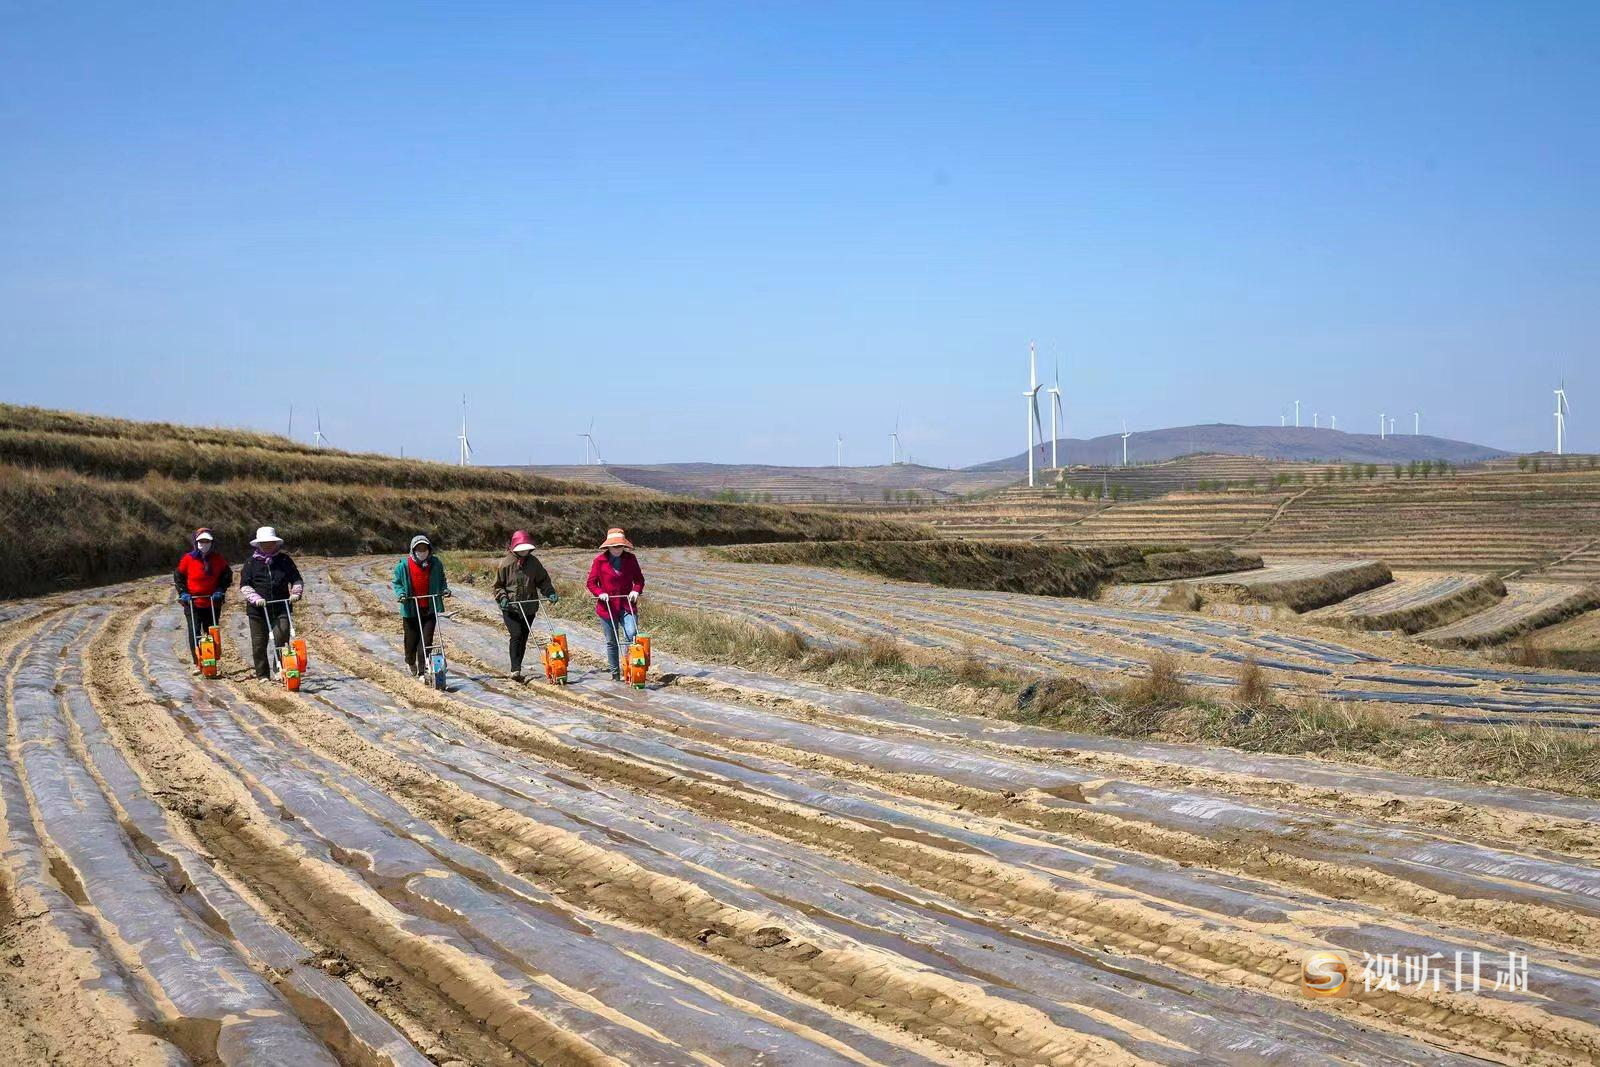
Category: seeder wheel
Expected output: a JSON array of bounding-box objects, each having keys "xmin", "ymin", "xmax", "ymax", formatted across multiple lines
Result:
[{"xmin": 292, "ymin": 638, "xmax": 309, "ymax": 672}]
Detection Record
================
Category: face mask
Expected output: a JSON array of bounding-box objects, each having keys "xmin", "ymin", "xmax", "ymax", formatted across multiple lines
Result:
[
  {"xmin": 514, "ymin": 549, "xmax": 532, "ymax": 559},
  {"xmin": 196, "ymin": 542, "xmax": 212, "ymax": 554},
  {"xmin": 414, "ymin": 549, "xmax": 430, "ymax": 562}
]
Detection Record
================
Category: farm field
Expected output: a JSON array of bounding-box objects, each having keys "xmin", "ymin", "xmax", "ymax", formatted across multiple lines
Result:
[
  {"xmin": 6, "ymin": 556, "xmax": 1600, "ymax": 1065},
  {"xmin": 877, "ymin": 466, "xmax": 1600, "ymax": 580}
]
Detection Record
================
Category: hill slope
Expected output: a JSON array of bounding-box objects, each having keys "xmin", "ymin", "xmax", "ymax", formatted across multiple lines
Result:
[
  {"xmin": 520, "ymin": 462, "xmax": 1018, "ymax": 502},
  {"xmin": 970, "ymin": 423, "xmax": 1506, "ymax": 470},
  {"xmin": 0, "ymin": 405, "xmax": 924, "ymax": 598}
]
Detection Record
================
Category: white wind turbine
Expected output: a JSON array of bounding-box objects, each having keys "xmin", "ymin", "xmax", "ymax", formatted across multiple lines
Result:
[
  {"xmin": 1023, "ymin": 344, "xmax": 1044, "ymax": 487},
  {"xmin": 1120, "ymin": 420, "xmax": 1132, "ymax": 466},
  {"xmin": 1331, "ymin": 414, "xmax": 1337, "ymax": 430},
  {"xmin": 889, "ymin": 414, "xmax": 903, "ymax": 466},
  {"xmin": 1555, "ymin": 380, "xmax": 1571, "ymax": 455},
  {"xmin": 836, "ymin": 434, "xmax": 843, "ymax": 467},
  {"xmin": 1295, "ymin": 400, "xmax": 1301, "ymax": 428},
  {"xmin": 1389, "ymin": 417, "xmax": 1396, "ymax": 437},
  {"xmin": 313, "ymin": 408, "xmax": 328, "ymax": 448},
  {"xmin": 457, "ymin": 396, "xmax": 473, "ymax": 466},
  {"xmin": 1413, "ymin": 410, "xmax": 1421, "ymax": 436},
  {"xmin": 1047, "ymin": 354, "xmax": 1064, "ymax": 469},
  {"xmin": 1313, "ymin": 413, "xmax": 1319, "ymax": 429},
  {"xmin": 1379, "ymin": 412, "xmax": 1386, "ymax": 440},
  {"xmin": 579, "ymin": 418, "xmax": 603, "ymax": 465},
  {"xmin": 1280, "ymin": 414, "xmax": 1286, "ymax": 427}
]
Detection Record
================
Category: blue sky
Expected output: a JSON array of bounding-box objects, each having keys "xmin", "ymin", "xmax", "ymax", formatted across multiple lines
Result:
[{"xmin": 2, "ymin": 2, "xmax": 1593, "ymax": 466}]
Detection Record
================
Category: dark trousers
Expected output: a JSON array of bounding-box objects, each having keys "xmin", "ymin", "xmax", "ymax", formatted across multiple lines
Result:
[
  {"xmin": 248, "ymin": 606, "xmax": 291, "ymax": 678},
  {"xmin": 181, "ymin": 601, "xmax": 222, "ymax": 654},
  {"xmin": 502, "ymin": 606, "xmax": 537, "ymax": 672},
  {"xmin": 404, "ymin": 609, "xmax": 437, "ymax": 674}
]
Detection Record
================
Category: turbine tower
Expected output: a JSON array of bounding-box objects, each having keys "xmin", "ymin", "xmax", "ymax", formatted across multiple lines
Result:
[
  {"xmin": 457, "ymin": 395, "xmax": 473, "ymax": 466},
  {"xmin": 1295, "ymin": 400, "xmax": 1301, "ymax": 428},
  {"xmin": 579, "ymin": 418, "xmax": 602, "ymax": 465},
  {"xmin": 1379, "ymin": 412, "xmax": 1386, "ymax": 440},
  {"xmin": 1313, "ymin": 413, "xmax": 1319, "ymax": 429},
  {"xmin": 1280, "ymin": 414, "xmax": 1286, "ymax": 427},
  {"xmin": 1047, "ymin": 354, "xmax": 1063, "ymax": 470},
  {"xmin": 313, "ymin": 409, "xmax": 328, "ymax": 449},
  {"xmin": 1023, "ymin": 344, "xmax": 1044, "ymax": 487},
  {"xmin": 1414, "ymin": 410, "xmax": 1421, "ymax": 436},
  {"xmin": 1120, "ymin": 421, "xmax": 1132, "ymax": 466},
  {"xmin": 1555, "ymin": 380, "xmax": 1571, "ymax": 455},
  {"xmin": 836, "ymin": 434, "xmax": 843, "ymax": 467},
  {"xmin": 1331, "ymin": 414, "xmax": 1337, "ymax": 430},
  {"xmin": 889, "ymin": 414, "xmax": 903, "ymax": 465}
]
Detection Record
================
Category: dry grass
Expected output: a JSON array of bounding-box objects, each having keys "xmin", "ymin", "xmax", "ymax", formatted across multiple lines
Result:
[
  {"xmin": 1110, "ymin": 549, "xmax": 1263, "ymax": 584},
  {"xmin": 713, "ymin": 539, "xmax": 1158, "ymax": 598},
  {"xmin": 533, "ymin": 596, "xmax": 1600, "ymax": 798},
  {"xmin": 1115, "ymin": 653, "xmax": 1190, "ymax": 710},
  {"xmin": 0, "ymin": 426, "xmax": 602, "ymax": 495},
  {"xmin": 1232, "ymin": 657, "xmax": 1272, "ymax": 708},
  {"xmin": 0, "ymin": 452, "xmax": 924, "ymax": 600}
]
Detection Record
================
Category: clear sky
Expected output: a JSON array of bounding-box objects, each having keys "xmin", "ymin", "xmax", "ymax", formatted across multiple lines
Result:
[{"xmin": 2, "ymin": 2, "xmax": 1593, "ymax": 466}]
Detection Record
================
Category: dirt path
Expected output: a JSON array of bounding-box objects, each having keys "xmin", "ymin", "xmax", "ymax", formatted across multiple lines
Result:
[{"xmin": 1, "ymin": 562, "xmax": 1599, "ymax": 1063}]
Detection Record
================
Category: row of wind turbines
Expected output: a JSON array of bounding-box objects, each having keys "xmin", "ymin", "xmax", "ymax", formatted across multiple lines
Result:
[{"xmin": 319, "ymin": 375, "xmax": 1579, "ymax": 472}]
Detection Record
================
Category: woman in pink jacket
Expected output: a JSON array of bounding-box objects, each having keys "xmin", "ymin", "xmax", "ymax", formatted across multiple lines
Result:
[{"xmin": 585, "ymin": 527, "xmax": 644, "ymax": 680}]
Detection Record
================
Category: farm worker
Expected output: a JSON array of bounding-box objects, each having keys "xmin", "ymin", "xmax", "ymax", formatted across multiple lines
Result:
[
  {"xmin": 492, "ymin": 530, "xmax": 557, "ymax": 682},
  {"xmin": 392, "ymin": 534, "xmax": 450, "ymax": 681},
  {"xmin": 238, "ymin": 526, "xmax": 304, "ymax": 680},
  {"xmin": 586, "ymin": 527, "xmax": 644, "ymax": 681},
  {"xmin": 173, "ymin": 527, "xmax": 232, "ymax": 669}
]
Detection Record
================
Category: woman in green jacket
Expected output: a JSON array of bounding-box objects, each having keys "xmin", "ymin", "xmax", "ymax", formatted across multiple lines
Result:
[{"xmin": 392, "ymin": 534, "xmax": 450, "ymax": 680}]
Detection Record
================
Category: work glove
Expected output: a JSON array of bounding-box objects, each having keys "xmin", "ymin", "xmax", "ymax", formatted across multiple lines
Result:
[
  {"xmin": 627, "ymin": 591, "xmax": 639, "ymax": 603},
  {"xmin": 396, "ymin": 591, "xmax": 406, "ymax": 602},
  {"xmin": 598, "ymin": 593, "xmax": 609, "ymax": 602},
  {"xmin": 547, "ymin": 593, "xmax": 559, "ymax": 604},
  {"xmin": 289, "ymin": 591, "xmax": 302, "ymax": 603},
  {"xmin": 442, "ymin": 589, "xmax": 452, "ymax": 598},
  {"xmin": 179, "ymin": 592, "xmax": 192, "ymax": 603}
]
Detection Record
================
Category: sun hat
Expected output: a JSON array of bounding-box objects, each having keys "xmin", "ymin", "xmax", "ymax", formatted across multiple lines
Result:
[
  {"xmin": 599, "ymin": 527, "xmax": 632, "ymax": 550},
  {"xmin": 194, "ymin": 528, "xmax": 214, "ymax": 543},
  {"xmin": 510, "ymin": 529, "xmax": 535, "ymax": 553},
  {"xmin": 250, "ymin": 526, "xmax": 282, "ymax": 546},
  {"xmin": 409, "ymin": 534, "xmax": 431, "ymax": 552}
]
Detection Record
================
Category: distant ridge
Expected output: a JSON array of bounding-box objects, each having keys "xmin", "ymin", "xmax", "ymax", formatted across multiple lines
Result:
[{"xmin": 968, "ymin": 423, "xmax": 1506, "ymax": 471}]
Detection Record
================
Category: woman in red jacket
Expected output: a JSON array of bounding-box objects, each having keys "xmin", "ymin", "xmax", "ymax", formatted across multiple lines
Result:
[
  {"xmin": 585, "ymin": 527, "xmax": 644, "ymax": 681},
  {"xmin": 173, "ymin": 527, "xmax": 232, "ymax": 671}
]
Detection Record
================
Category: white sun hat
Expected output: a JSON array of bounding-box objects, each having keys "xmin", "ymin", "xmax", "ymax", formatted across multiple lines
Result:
[{"xmin": 250, "ymin": 526, "xmax": 283, "ymax": 546}]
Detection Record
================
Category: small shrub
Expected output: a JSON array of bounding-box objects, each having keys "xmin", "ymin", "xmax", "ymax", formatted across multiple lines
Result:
[
  {"xmin": 862, "ymin": 635, "xmax": 906, "ymax": 668},
  {"xmin": 1117, "ymin": 653, "xmax": 1190, "ymax": 711},
  {"xmin": 1233, "ymin": 657, "xmax": 1271, "ymax": 708}
]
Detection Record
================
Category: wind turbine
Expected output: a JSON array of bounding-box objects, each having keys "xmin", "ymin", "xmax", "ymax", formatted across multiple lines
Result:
[
  {"xmin": 1555, "ymin": 380, "xmax": 1571, "ymax": 455},
  {"xmin": 579, "ymin": 418, "xmax": 602, "ymax": 465},
  {"xmin": 313, "ymin": 408, "xmax": 328, "ymax": 448},
  {"xmin": 1046, "ymin": 354, "xmax": 1063, "ymax": 469},
  {"xmin": 287, "ymin": 404, "xmax": 294, "ymax": 439},
  {"xmin": 1313, "ymin": 413, "xmax": 1319, "ymax": 429},
  {"xmin": 1120, "ymin": 421, "xmax": 1132, "ymax": 466},
  {"xmin": 1379, "ymin": 412, "xmax": 1386, "ymax": 440},
  {"xmin": 1331, "ymin": 415, "xmax": 1337, "ymax": 430},
  {"xmin": 889, "ymin": 415, "xmax": 903, "ymax": 465},
  {"xmin": 457, "ymin": 395, "xmax": 473, "ymax": 466},
  {"xmin": 836, "ymin": 434, "xmax": 843, "ymax": 467},
  {"xmin": 1279, "ymin": 414, "xmax": 1286, "ymax": 427},
  {"xmin": 1023, "ymin": 344, "xmax": 1044, "ymax": 487},
  {"xmin": 1294, "ymin": 400, "xmax": 1301, "ymax": 428}
]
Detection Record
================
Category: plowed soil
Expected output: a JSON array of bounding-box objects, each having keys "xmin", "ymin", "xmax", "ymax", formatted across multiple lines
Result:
[{"xmin": 3, "ymin": 557, "xmax": 1600, "ymax": 1066}]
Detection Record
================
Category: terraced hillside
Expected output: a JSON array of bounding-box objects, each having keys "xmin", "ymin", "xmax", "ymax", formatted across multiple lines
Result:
[
  {"xmin": 521, "ymin": 461, "xmax": 1018, "ymax": 502},
  {"xmin": 1244, "ymin": 469, "xmax": 1600, "ymax": 573},
  {"xmin": 6, "ymin": 558, "xmax": 1600, "ymax": 1064},
  {"xmin": 0, "ymin": 405, "xmax": 923, "ymax": 597},
  {"xmin": 1050, "ymin": 491, "xmax": 1296, "ymax": 546}
]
